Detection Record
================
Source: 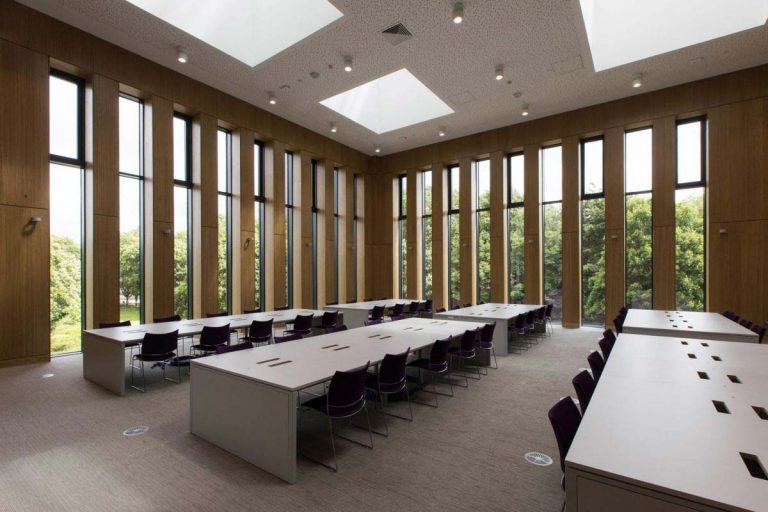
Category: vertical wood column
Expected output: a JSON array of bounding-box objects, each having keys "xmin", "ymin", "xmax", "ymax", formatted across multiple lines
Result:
[
  {"xmin": 144, "ymin": 96, "xmax": 174, "ymax": 321},
  {"xmin": 299, "ymin": 152, "xmax": 314, "ymax": 308},
  {"xmin": 489, "ymin": 151, "xmax": 507, "ymax": 303},
  {"xmin": 364, "ymin": 172, "xmax": 394, "ymax": 299},
  {"xmin": 315, "ymin": 159, "xmax": 327, "ymax": 307},
  {"xmin": 431, "ymin": 163, "xmax": 448, "ymax": 310},
  {"xmin": 289, "ymin": 151, "xmax": 303, "ymax": 308},
  {"xmin": 235, "ymin": 129, "xmax": 254, "ymax": 313},
  {"xmin": 336, "ymin": 168, "xmax": 347, "ymax": 304},
  {"xmin": 264, "ymin": 140, "xmax": 286, "ymax": 310},
  {"xmin": 325, "ymin": 162, "xmax": 338, "ymax": 303},
  {"xmin": 523, "ymin": 145, "xmax": 542, "ymax": 304},
  {"xmin": 406, "ymin": 168, "xmax": 422, "ymax": 299},
  {"xmin": 652, "ymin": 117, "xmax": 677, "ymax": 310},
  {"xmin": 561, "ymin": 137, "xmax": 581, "ymax": 328},
  {"xmin": 88, "ymin": 75, "xmax": 119, "ymax": 328},
  {"xmin": 193, "ymin": 114, "xmax": 218, "ymax": 316},
  {"xmin": 353, "ymin": 173, "xmax": 365, "ymax": 301},
  {"xmin": 344, "ymin": 170, "xmax": 357, "ymax": 301},
  {"xmin": 459, "ymin": 157, "xmax": 476, "ymax": 306},
  {"xmin": 604, "ymin": 127, "xmax": 625, "ymax": 325}
]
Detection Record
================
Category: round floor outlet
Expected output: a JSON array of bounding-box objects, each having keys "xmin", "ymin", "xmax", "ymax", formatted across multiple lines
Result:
[
  {"xmin": 525, "ymin": 451, "xmax": 553, "ymax": 466},
  {"xmin": 123, "ymin": 426, "xmax": 149, "ymax": 437}
]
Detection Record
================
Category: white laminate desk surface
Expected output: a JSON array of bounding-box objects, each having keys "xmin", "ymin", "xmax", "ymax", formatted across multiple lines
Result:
[
  {"xmin": 325, "ymin": 299, "xmax": 412, "ymax": 311},
  {"xmin": 83, "ymin": 309, "xmax": 325, "ymax": 345},
  {"xmin": 566, "ymin": 333, "xmax": 768, "ymax": 511},
  {"xmin": 623, "ymin": 309, "xmax": 757, "ymax": 342},
  {"xmin": 434, "ymin": 303, "xmax": 543, "ymax": 320},
  {"xmin": 191, "ymin": 317, "xmax": 485, "ymax": 392}
]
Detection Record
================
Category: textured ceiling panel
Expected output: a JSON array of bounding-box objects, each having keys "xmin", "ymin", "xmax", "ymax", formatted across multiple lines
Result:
[{"xmin": 17, "ymin": 0, "xmax": 768, "ymax": 156}]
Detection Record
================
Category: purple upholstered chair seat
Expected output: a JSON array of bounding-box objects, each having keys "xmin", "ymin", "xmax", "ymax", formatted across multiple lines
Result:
[
  {"xmin": 364, "ymin": 373, "xmax": 406, "ymax": 394},
  {"xmin": 303, "ymin": 394, "xmax": 366, "ymax": 418},
  {"xmin": 134, "ymin": 351, "xmax": 176, "ymax": 362}
]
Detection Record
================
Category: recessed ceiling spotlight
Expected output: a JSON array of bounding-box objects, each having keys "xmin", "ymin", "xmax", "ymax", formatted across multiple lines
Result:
[
  {"xmin": 632, "ymin": 73, "xmax": 643, "ymax": 88},
  {"xmin": 495, "ymin": 64, "xmax": 504, "ymax": 81},
  {"xmin": 452, "ymin": 2, "xmax": 464, "ymax": 24},
  {"xmin": 268, "ymin": 93, "xmax": 277, "ymax": 105},
  {"xmin": 176, "ymin": 47, "xmax": 188, "ymax": 63},
  {"xmin": 521, "ymin": 104, "xmax": 530, "ymax": 116},
  {"xmin": 374, "ymin": 146, "xmax": 381, "ymax": 153},
  {"xmin": 343, "ymin": 55, "xmax": 353, "ymax": 72},
  {"xmin": 330, "ymin": 123, "xmax": 338, "ymax": 133},
  {"xmin": 438, "ymin": 128, "xmax": 446, "ymax": 137}
]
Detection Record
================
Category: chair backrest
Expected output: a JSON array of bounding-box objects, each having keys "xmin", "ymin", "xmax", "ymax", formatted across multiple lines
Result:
[
  {"xmin": 602, "ymin": 329, "xmax": 616, "ymax": 343},
  {"xmin": 619, "ymin": 306, "xmax": 628, "ymax": 315},
  {"xmin": 732, "ymin": 314, "xmax": 741, "ymax": 323},
  {"xmin": 525, "ymin": 310, "xmax": 536, "ymax": 325},
  {"xmin": 723, "ymin": 310, "xmax": 734, "ymax": 319},
  {"xmin": 206, "ymin": 311, "xmax": 228, "ymax": 318},
  {"xmin": 99, "ymin": 320, "xmax": 131, "ymax": 328},
  {"xmin": 751, "ymin": 324, "xmax": 765, "ymax": 343},
  {"xmin": 326, "ymin": 362, "xmax": 370, "ymax": 417},
  {"xmin": 572, "ymin": 370, "xmax": 596, "ymax": 415},
  {"xmin": 243, "ymin": 308, "xmax": 262, "ymax": 314},
  {"xmin": 459, "ymin": 329, "xmax": 477, "ymax": 351},
  {"xmin": 141, "ymin": 330, "xmax": 178, "ymax": 356},
  {"xmin": 739, "ymin": 319, "xmax": 753, "ymax": 329},
  {"xmin": 321, "ymin": 310, "xmax": 339, "ymax": 328},
  {"xmin": 390, "ymin": 314, "xmax": 406, "ymax": 321},
  {"xmin": 155, "ymin": 314, "xmax": 181, "ymax": 323},
  {"xmin": 548, "ymin": 396, "xmax": 582, "ymax": 473},
  {"xmin": 409, "ymin": 301, "xmax": 420, "ymax": 313},
  {"xmin": 371, "ymin": 305, "xmax": 385, "ymax": 319},
  {"xmin": 463, "ymin": 303, "xmax": 472, "ymax": 308},
  {"xmin": 612, "ymin": 315, "xmax": 624, "ymax": 333},
  {"xmin": 215, "ymin": 341, "xmax": 253, "ymax": 354},
  {"xmin": 274, "ymin": 333, "xmax": 302, "ymax": 344},
  {"xmin": 480, "ymin": 322, "xmax": 495, "ymax": 343},
  {"xmin": 248, "ymin": 318, "xmax": 273, "ymax": 339},
  {"xmin": 429, "ymin": 337, "xmax": 452, "ymax": 370},
  {"xmin": 435, "ymin": 307, "xmax": 446, "ymax": 313},
  {"xmin": 364, "ymin": 319, "xmax": 382, "ymax": 326},
  {"xmin": 515, "ymin": 314, "xmax": 526, "ymax": 328},
  {"xmin": 199, "ymin": 324, "xmax": 231, "ymax": 347},
  {"xmin": 392, "ymin": 303, "xmax": 404, "ymax": 316},
  {"xmin": 587, "ymin": 351, "xmax": 605, "ymax": 383},
  {"xmin": 537, "ymin": 306, "xmax": 546, "ymax": 321},
  {"xmin": 293, "ymin": 313, "xmax": 315, "ymax": 331},
  {"xmin": 423, "ymin": 299, "xmax": 433, "ymax": 312},
  {"xmin": 324, "ymin": 325, "xmax": 348, "ymax": 334},
  {"xmin": 545, "ymin": 303, "xmax": 554, "ymax": 317},
  {"xmin": 598, "ymin": 337, "xmax": 613, "ymax": 360},
  {"xmin": 379, "ymin": 348, "xmax": 410, "ymax": 387}
]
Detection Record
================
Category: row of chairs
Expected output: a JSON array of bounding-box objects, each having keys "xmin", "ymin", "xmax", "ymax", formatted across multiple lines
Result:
[
  {"xmin": 722, "ymin": 310, "xmax": 765, "ymax": 342},
  {"xmin": 366, "ymin": 300, "xmax": 434, "ymax": 322},
  {"xmin": 507, "ymin": 305, "xmax": 554, "ymax": 351}
]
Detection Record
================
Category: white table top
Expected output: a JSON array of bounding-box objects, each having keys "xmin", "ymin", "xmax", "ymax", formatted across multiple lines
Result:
[
  {"xmin": 324, "ymin": 299, "xmax": 413, "ymax": 311},
  {"xmin": 623, "ymin": 309, "xmax": 757, "ymax": 342},
  {"xmin": 567, "ymin": 333, "xmax": 768, "ymax": 511},
  {"xmin": 191, "ymin": 317, "xmax": 485, "ymax": 392},
  {"xmin": 83, "ymin": 309, "xmax": 326, "ymax": 345},
  {"xmin": 434, "ymin": 303, "xmax": 543, "ymax": 321}
]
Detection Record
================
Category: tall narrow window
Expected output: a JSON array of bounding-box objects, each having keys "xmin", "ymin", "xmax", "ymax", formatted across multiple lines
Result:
[
  {"xmin": 625, "ymin": 127, "xmax": 653, "ymax": 309},
  {"xmin": 542, "ymin": 145, "xmax": 563, "ymax": 319},
  {"xmin": 217, "ymin": 129, "xmax": 232, "ymax": 313},
  {"xmin": 475, "ymin": 159, "xmax": 491, "ymax": 303},
  {"xmin": 173, "ymin": 114, "xmax": 193, "ymax": 318},
  {"xmin": 507, "ymin": 152, "xmax": 525, "ymax": 303},
  {"xmin": 333, "ymin": 168, "xmax": 340, "ymax": 302},
  {"xmin": 311, "ymin": 160, "xmax": 319, "ymax": 308},
  {"xmin": 351, "ymin": 174, "xmax": 360, "ymax": 302},
  {"xmin": 581, "ymin": 137, "xmax": 605, "ymax": 326},
  {"xmin": 284, "ymin": 151, "xmax": 294, "ymax": 307},
  {"xmin": 448, "ymin": 165, "xmax": 461, "ymax": 308},
  {"xmin": 397, "ymin": 175, "xmax": 407, "ymax": 298},
  {"xmin": 49, "ymin": 71, "xmax": 85, "ymax": 354},
  {"xmin": 254, "ymin": 141, "xmax": 265, "ymax": 310},
  {"xmin": 675, "ymin": 118, "xmax": 706, "ymax": 311},
  {"xmin": 118, "ymin": 94, "xmax": 144, "ymax": 323},
  {"xmin": 421, "ymin": 170, "xmax": 433, "ymax": 299}
]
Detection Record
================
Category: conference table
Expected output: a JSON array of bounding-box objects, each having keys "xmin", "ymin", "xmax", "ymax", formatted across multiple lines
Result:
[
  {"xmin": 82, "ymin": 309, "xmax": 335, "ymax": 396},
  {"xmin": 433, "ymin": 303, "xmax": 544, "ymax": 355},
  {"xmin": 324, "ymin": 299, "xmax": 413, "ymax": 328},
  {"xmin": 622, "ymin": 309, "xmax": 758, "ymax": 343},
  {"xmin": 189, "ymin": 316, "xmax": 485, "ymax": 484},
  {"xmin": 565, "ymin": 333, "xmax": 768, "ymax": 511}
]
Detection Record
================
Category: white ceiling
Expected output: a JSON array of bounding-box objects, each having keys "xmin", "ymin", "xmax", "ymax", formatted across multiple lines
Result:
[{"xmin": 17, "ymin": 0, "xmax": 768, "ymax": 156}]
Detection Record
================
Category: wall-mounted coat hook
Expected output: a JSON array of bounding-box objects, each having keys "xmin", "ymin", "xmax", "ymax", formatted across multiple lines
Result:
[{"xmin": 244, "ymin": 236, "xmax": 255, "ymax": 249}]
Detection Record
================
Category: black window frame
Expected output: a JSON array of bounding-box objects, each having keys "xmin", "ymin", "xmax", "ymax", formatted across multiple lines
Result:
[
  {"xmin": 474, "ymin": 158, "xmax": 491, "ymax": 303},
  {"xmin": 173, "ymin": 112, "xmax": 194, "ymax": 319},
  {"xmin": 447, "ymin": 164, "xmax": 460, "ymax": 307},
  {"xmin": 217, "ymin": 128, "xmax": 233, "ymax": 313},
  {"xmin": 579, "ymin": 136, "xmax": 606, "ymax": 325},
  {"xmin": 506, "ymin": 151, "xmax": 525, "ymax": 303},
  {"xmin": 284, "ymin": 150, "xmax": 294, "ymax": 308},
  {"xmin": 541, "ymin": 143, "xmax": 563, "ymax": 319},
  {"xmin": 310, "ymin": 159, "xmax": 319, "ymax": 308},
  {"xmin": 254, "ymin": 140, "xmax": 266, "ymax": 310},
  {"xmin": 397, "ymin": 174, "xmax": 407, "ymax": 299},
  {"xmin": 333, "ymin": 168, "xmax": 340, "ymax": 303},
  {"xmin": 420, "ymin": 169, "xmax": 432, "ymax": 299}
]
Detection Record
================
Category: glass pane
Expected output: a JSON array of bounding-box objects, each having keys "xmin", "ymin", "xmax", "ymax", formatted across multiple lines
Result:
[
  {"xmin": 285, "ymin": 207, "xmax": 292, "ymax": 307},
  {"xmin": 450, "ymin": 166, "xmax": 460, "ymax": 210},
  {"xmin": 173, "ymin": 186, "xmax": 190, "ymax": 318},
  {"xmin": 675, "ymin": 188, "xmax": 705, "ymax": 311},
  {"xmin": 509, "ymin": 153, "xmax": 524, "ymax": 203},
  {"xmin": 173, "ymin": 117, "xmax": 189, "ymax": 182},
  {"xmin": 284, "ymin": 153, "xmax": 293, "ymax": 205},
  {"xmin": 254, "ymin": 143, "xmax": 262, "ymax": 197},
  {"xmin": 119, "ymin": 176, "xmax": 142, "ymax": 323},
  {"xmin": 626, "ymin": 193, "xmax": 653, "ymax": 309},
  {"xmin": 677, "ymin": 121, "xmax": 703, "ymax": 185},
  {"xmin": 625, "ymin": 128, "xmax": 652, "ymax": 193},
  {"xmin": 543, "ymin": 203, "xmax": 562, "ymax": 319},
  {"xmin": 218, "ymin": 130, "xmax": 229, "ymax": 193},
  {"xmin": 399, "ymin": 175, "xmax": 407, "ymax": 216},
  {"xmin": 582, "ymin": 198, "xmax": 605, "ymax": 325},
  {"xmin": 477, "ymin": 210, "xmax": 491, "ymax": 303},
  {"xmin": 254, "ymin": 204, "xmax": 262, "ymax": 309},
  {"xmin": 476, "ymin": 159, "xmax": 491, "ymax": 209},
  {"xmin": 218, "ymin": 195, "xmax": 229, "ymax": 312},
  {"xmin": 448, "ymin": 215, "xmax": 460, "ymax": 308},
  {"xmin": 423, "ymin": 217, "xmax": 432, "ymax": 299},
  {"xmin": 49, "ymin": 76, "xmax": 80, "ymax": 160},
  {"xmin": 399, "ymin": 219, "xmax": 407, "ymax": 298},
  {"xmin": 582, "ymin": 139, "xmax": 603, "ymax": 195},
  {"xmin": 542, "ymin": 146, "xmax": 562, "ymax": 202},
  {"xmin": 422, "ymin": 171, "xmax": 432, "ymax": 215},
  {"xmin": 508, "ymin": 206, "xmax": 525, "ymax": 303},
  {"xmin": 119, "ymin": 97, "xmax": 142, "ymax": 176},
  {"xmin": 50, "ymin": 163, "xmax": 83, "ymax": 354}
]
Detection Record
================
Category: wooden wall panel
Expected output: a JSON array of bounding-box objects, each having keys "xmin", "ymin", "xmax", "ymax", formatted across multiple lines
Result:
[
  {"xmin": 489, "ymin": 151, "xmax": 507, "ymax": 303},
  {"xmin": 604, "ymin": 128, "xmax": 625, "ymax": 322},
  {"xmin": 324, "ymin": 162, "xmax": 338, "ymax": 304},
  {"xmin": 561, "ymin": 137, "xmax": 580, "ymax": 327},
  {"xmin": 237, "ymin": 129, "xmax": 255, "ymax": 312},
  {"xmin": 652, "ymin": 117, "xmax": 677, "ymax": 310},
  {"xmin": 524, "ymin": 233, "xmax": 541, "ymax": 304},
  {"xmin": 523, "ymin": 146, "xmax": 542, "ymax": 303},
  {"xmin": 344, "ymin": 170, "xmax": 360, "ymax": 301},
  {"xmin": 406, "ymin": 168, "xmax": 421, "ymax": 299},
  {"xmin": 299, "ymin": 151, "xmax": 314, "ymax": 308},
  {"xmin": 265, "ymin": 141, "xmax": 286, "ymax": 309},
  {"xmin": 353, "ymin": 174, "xmax": 365, "ymax": 301},
  {"xmin": 315, "ymin": 160, "xmax": 327, "ymax": 307},
  {"xmin": 364, "ymin": 172, "xmax": 393, "ymax": 299},
  {"xmin": 458, "ymin": 157, "xmax": 475, "ymax": 305},
  {"xmin": 336, "ymin": 167, "xmax": 347, "ymax": 304},
  {"xmin": 604, "ymin": 228, "xmax": 625, "ymax": 325},
  {"xmin": 151, "ymin": 221, "xmax": 174, "ymax": 319},
  {"xmin": 195, "ymin": 114, "xmax": 219, "ymax": 315}
]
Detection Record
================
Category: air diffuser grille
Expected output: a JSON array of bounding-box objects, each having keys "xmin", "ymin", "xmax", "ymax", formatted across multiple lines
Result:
[{"xmin": 382, "ymin": 23, "xmax": 413, "ymax": 46}]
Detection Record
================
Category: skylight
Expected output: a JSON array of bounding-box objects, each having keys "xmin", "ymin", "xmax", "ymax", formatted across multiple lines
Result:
[
  {"xmin": 125, "ymin": 0, "xmax": 343, "ymax": 67},
  {"xmin": 320, "ymin": 69, "xmax": 454, "ymax": 134},
  {"xmin": 578, "ymin": 0, "xmax": 768, "ymax": 71}
]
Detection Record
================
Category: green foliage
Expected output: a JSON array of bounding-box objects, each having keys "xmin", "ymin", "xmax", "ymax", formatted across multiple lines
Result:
[
  {"xmin": 477, "ymin": 210, "xmax": 491, "ymax": 303},
  {"xmin": 508, "ymin": 206, "xmax": 525, "ymax": 302},
  {"xmin": 218, "ymin": 213, "xmax": 228, "ymax": 311},
  {"xmin": 626, "ymin": 194, "xmax": 653, "ymax": 308},
  {"xmin": 675, "ymin": 190, "xmax": 705, "ymax": 311},
  {"xmin": 582, "ymin": 199, "xmax": 605, "ymax": 325},
  {"xmin": 119, "ymin": 229, "xmax": 141, "ymax": 306},
  {"xmin": 174, "ymin": 229, "xmax": 189, "ymax": 318},
  {"xmin": 50, "ymin": 235, "xmax": 82, "ymax": 353},
  {"xmin": 543, "ymin": 203, "xmax": 563, "ymax": 318}
]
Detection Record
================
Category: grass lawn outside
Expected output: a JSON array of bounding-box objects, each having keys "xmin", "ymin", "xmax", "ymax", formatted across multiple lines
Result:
[{"xmin": 51, "ymin": 304, "xmax": 141, "ymax": 355}]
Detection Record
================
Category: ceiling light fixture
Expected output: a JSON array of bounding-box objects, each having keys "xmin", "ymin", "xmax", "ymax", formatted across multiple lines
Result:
[
  {"xmin": 521, "ymin": 104, "xmax": 530, "ymax": 116},
  {"xmin": 268, "ymin": 93, "xmax": 277, "ymax": 105},
  {"xmin": 495, "ymin": 64, "xmax": 504, "ymax": 81},
  {"xmin": 176, "ymin": 47, "xmax": 188, "ymax": 63},
  {"xmin": 343, "ymin": 55, "xmax": 353, "ymax": 72},
  {"xmin": 452, "ymin": 2, "xmax": 464, "ymax": 24},
  {"xmin": 438, "ymin": 128, "xmax": 446, "ymax": 137},
  {"xmin": 330, "ymin": 123, "xmax": 338, "ymax": 133},
  {"xmin": 631, "ymin": 73, "xmax": 643, "ymax": 88},
  {"xmin": 374, "ymin": 146, "xmax": 381, "ymax": 153}
]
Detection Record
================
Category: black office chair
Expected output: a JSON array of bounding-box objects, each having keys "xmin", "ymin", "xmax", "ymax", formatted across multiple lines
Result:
[
  {"xmin": 407, "ymin": 337, "xmax": 454, "ymax": 407},
  {"xmin": 191, "ymin": 324, "xmax": 231, "ymax": 355},
  {"xmin": 130, "ymin": 330, "xmax": 180, "ymax": 392}
]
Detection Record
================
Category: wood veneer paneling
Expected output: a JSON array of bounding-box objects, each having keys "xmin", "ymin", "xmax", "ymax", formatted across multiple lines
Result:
[
  {"xmin": 406, "ymin": 168, "xmax": 421, "ymax": 299},
  {"xmin": 489, "ymin": 151, "xmax": 507, "ymax": 303},
  {"xmin": 458, "ymin": 157, "xmax": 475, "ymax": 305}
]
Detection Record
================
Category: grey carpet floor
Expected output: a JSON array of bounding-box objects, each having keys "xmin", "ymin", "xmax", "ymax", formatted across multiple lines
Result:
[{"xmin": 0, "ymin": 326, "xmax": 602, "ymax": 512}]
